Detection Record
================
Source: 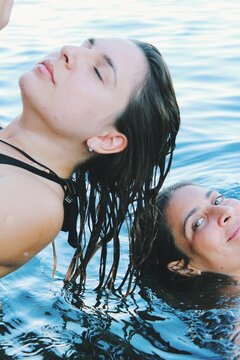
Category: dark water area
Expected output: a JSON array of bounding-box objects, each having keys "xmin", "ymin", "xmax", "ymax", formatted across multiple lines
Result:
[{"xmin": 0, "ymin": 0, "xmax": 240, "ymax": 358}]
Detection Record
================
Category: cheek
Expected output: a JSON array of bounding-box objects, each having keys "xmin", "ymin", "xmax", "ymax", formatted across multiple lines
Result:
[
  {"xmin": 67, "ymin": 72, "xmax": 129, "ymax": 120},
  {"xmin": 62, "ymin": 77, "xmax": 102, "ymax": 112},
  {"xmin": 193, "ymin": 227, "xmax": 219, "ymax": 254},
  {"xmin": 233, "ymin": 200, "xmax": 240, "ymax": 214},
  {"xmin": 62, "ymin": 86, "xmax": 122, "ymax": 131},
  {"xmin": 58, "ymin": 86, "xmax": 100, "ymax": 129}
]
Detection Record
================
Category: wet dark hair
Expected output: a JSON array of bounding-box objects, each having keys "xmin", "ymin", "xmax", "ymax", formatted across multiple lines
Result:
[
  {"xmin": 141, "ymin": 182, "xmax": 197, "ymax": 286},
  {"xmin": 64, "ymin": 39, "xmax": 181, "ymax": 295}
]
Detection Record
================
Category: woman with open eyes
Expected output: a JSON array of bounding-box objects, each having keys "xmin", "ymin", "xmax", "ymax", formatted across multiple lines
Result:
[
  {"xmin": 0, "ymin": 2, "xmax": 180, "ymax": 295},
  {"xmin": 142, "ymin": 182, "xmax": 240, "ymax": 282}
]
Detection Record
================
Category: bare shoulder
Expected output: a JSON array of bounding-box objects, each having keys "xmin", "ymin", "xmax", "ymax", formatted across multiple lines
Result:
[{"xmin": 0, "ymin": 170, "xmax": 64, "ymax": 276}]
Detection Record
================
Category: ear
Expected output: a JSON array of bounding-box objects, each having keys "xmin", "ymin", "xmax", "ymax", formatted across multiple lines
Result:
[
  {"xmin": 86, "ymin": 130, "xmax": 128, "ymax": 154},
  {"xmin": 167, "ymin": 259, "xmax": 202, "ymax": 277}
]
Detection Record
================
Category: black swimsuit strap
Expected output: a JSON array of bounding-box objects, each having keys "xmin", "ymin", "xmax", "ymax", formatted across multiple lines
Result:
[
  {"xmin": 0, "ymin": 138, "xmax": 60, "ymax": 176},
  {"xmin": 0, "ymin": 135, "xmax": 79, "ymax": 247},
  {"xmin": 0, "ymin": 152, "xmax": 67, "ymax": 190},
  {"xmin": 0, "ymin": 137, "xmax": 76, "ymax": 191}
]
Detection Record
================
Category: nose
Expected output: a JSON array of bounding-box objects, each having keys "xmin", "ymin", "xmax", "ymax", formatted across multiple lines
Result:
[
  {"xmin": 61, "ymin": 45, "xmax": 79, "ymax": 69},
  {"xmin": 212, "ymin": 205, "xmax": 233, "ymax": 227},
  {"xmin": 61, "ymin": 44, "xmax": 99, "ymax": 70}
]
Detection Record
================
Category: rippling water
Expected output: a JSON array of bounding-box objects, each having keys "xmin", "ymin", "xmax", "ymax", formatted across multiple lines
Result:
[{"xmin": 0, "ymin": 0, "xmax": 240, "ymax": 359}]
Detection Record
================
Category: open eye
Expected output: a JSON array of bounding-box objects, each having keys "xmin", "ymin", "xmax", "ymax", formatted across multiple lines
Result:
[
  {"xmin": 192, "ymin": 217, "xmax": 204, "ymax": 232},
  {"xmin": 214, "ymin": 195, "xmax": 224, "ymax": 205},
  {"xmin": 94, "ymin": 67, "xmax": 103, "ymax": 82}
]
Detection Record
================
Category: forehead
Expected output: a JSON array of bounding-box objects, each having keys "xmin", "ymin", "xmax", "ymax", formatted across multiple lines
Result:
[
  {"xmin": 94, "ymin": 37, "xmax": 145, "ymax": 60},
  {"xmin": 94, "ymin": 37, "xmax": 148, "ymax": 79},
  {"xmin": 172, "ymin": 185, "xmax": 206, "ymax": 205},
  {"xmin": 165, "ymin": 186, "xmax": 207, "ymax": 249},
  {"xmin": 167, "ymin": 185, "xmax": 206, "ymax": 222}
]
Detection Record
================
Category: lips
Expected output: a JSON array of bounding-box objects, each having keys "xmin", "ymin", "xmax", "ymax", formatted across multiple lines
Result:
[
  {"xmin": 228, "ymin": 226, "xmax": 240, "ymax": 242},
  {"xmin": 38, "ymin": 60, "xmax": 55, "ymax": 84}
]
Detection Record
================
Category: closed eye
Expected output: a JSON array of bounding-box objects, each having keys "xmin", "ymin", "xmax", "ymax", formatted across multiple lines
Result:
[{"xmin": 94, "ymin": 67, "xmax": 103, "ymax": 82}]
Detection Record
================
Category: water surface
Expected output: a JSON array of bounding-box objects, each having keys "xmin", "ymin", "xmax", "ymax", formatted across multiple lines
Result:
[{"xmin": 0, "ymin": 1, "xmax": 240, "ymax": 358}]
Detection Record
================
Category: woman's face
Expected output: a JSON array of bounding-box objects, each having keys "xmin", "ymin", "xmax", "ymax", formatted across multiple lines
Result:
[
  {"xmin": 167, "ymin": 185, "xmax": 240, "ymax": 276},
  {"xmin": 19, "ymin": 38, "xmax": 148, "ymax": 142}
]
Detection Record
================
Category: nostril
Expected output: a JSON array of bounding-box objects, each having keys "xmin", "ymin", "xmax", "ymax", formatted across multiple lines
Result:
[
  {"xmin": 224, "ymin": 216, "xmax": 231, "ymax": 223},
  {"xmin": 64, "ymin": 54, "xmax": 69, "ymax": 63}
]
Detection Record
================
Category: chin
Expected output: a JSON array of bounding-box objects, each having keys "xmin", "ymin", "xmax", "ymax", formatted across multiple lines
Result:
[
  {"xmin": 19, "ymin": 71, "xmax": 35, "ymax": 97},
  {"xmin": 19, "ymin": 71, "xmax": 45, "ymax": 109}
]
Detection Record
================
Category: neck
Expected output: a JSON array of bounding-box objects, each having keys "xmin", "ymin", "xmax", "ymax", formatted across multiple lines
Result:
[{"xmin": 0, "ymin": 114, "xmax": 89, "ymax": 178}]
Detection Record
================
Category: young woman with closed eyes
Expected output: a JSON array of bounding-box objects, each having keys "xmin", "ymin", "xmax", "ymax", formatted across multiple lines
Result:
[{"xmin": 0, "ymin": 3, "xmax": 180, "ymax": 295}]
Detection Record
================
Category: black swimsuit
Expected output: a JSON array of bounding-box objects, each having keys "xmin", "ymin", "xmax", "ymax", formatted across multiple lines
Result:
[{"xmin": 0, "ymin": 136, "xmax": 78, "ymax": 248}]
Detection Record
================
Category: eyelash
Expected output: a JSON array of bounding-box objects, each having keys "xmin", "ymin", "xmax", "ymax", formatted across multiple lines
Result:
[
  {"xmin": 192, "ymin": 194, "xmax": 224, "ymax": 232},
  {"xmin": 214, "ymin": 195, "xmax": 224, "ymax": 205},
  {"xmin": 93, "ymin": 67, "xmax": 103, "ymax": 82},
  {"xmin": 192, "ymin": 218, "xmax": 204, "ymax": 232}
]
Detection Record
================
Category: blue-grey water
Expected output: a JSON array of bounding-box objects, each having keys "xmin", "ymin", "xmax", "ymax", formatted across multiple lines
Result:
[{"xmin": 0, "ymin": 0, "xmax": 240, "ymax": 359}]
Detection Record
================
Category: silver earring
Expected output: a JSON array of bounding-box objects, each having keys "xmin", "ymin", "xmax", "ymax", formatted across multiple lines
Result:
[{"xmin": 88, "ymin": 145, "xmax": 93, "ymax": 153}]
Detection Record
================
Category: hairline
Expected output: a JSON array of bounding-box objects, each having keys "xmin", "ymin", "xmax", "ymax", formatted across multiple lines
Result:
[{"xmin": 161, "ymin": 182, "xmax": 200, "ymax": 264}]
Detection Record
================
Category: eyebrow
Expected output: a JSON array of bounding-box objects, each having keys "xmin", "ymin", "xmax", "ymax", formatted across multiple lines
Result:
[
  {"xmin": 183, "ymin": 190, "xmax": 213, "ymax": 239},
  {"xmin": 88, "ymin": 38, "xmax": 117, "ymax": 86}
]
